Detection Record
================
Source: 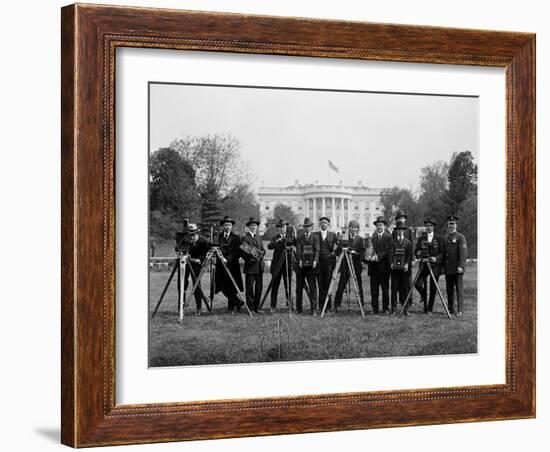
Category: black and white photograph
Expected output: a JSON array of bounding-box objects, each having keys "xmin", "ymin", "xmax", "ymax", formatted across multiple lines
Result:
[{"xmin": 148, "ymin": 82, "xmax": 478, "ymax": 367}]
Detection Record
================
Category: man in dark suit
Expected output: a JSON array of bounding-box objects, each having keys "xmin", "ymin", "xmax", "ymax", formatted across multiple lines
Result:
[
  {"xmin": 389, "ymin": 220, "xmax": 414, "ymax": 315},
  {"xmin": 182, "ymin": 223, "xmax": 209, "ymax": 315},
  {"xmin": 442, "ymin": 215, "xmax": 468, "ymax": 316},
  {"xmin": 392, "ymin": 210, "xmax": 416, "ymax": 305},
  {"xmin": 295, "ymin": 218, "xmax": 320, "ymax": 314},
  {"xmin": 368, "ymin": 216, "xmax": 393, "ymax": 314},
  {"xmin": 334, "ymin": 220, "xmax": 365, "ymax": 309},
  {"xmin": 241, "ymin": 217, "xmax": 265, "ymax": 313},
  {"xmin": 414, "ymin": 217, "xmax": 444, "ymax": 313},
  {"xmin": 216, "ymin": 216, "xmax": 244, "ymax": 313},
  {"xmin": 267, "ymin": 219, "xmax": 292, "ymax": 312},
  {"xmin": 316, "ymin": 216, "xmax": 338, "ymax": 312}
]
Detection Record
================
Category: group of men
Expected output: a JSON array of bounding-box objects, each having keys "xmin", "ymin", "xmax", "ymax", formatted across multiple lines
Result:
[{"xmin": 179, "ymin": 211, "xmax": 468, "ymax": 318}]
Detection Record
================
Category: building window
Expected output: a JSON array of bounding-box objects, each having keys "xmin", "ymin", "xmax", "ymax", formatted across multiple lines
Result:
[
  {"xmin": 298, "ymin": 206, "xmax": 302, "ymax": 210},
  {"xmin": 265, "ymin": 206, "xmax": 269, "ymax": 210}
]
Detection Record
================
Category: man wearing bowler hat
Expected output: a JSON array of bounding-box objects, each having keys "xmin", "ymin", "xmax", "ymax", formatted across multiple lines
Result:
[
  {"xmin": 241, "ymin": 217, "xmax": 266, "ymax": 313},
  {"xmin": 368, "ymin": 216, "xmax": 393, "ymax": 314},
  {"xmin": 334, "ymin": 220, "xmax": 366, "ymax": 310},
  {"xmin": 442, "ymin": 215, "xmax": 468, "ymax": 316},
  {"xmin": 389, "ymin": 220, "xmax": 414, "ymax": 315},
  {"xmin": 216, "ymin": 216, "xmax": 244, "ymax": 313},
  {"xmin": 392, "ymin": 210, "xmax": 416, "ymax": 306},
  {"xmin": 295, "ymin": 218, "xmax": 320, "ymax": 314},
  {"xmin": 267, "ymin": 219, "xmax": 293, "ymax": 312},
  {"xmin": 316, "ymin": 216, "xmax": 338, "ymax": 312},
  {"xmin": 182, "ymin": 223, "xmax": 209, "ymax": 315},
  {"xmin": 414, "ymin": 217, "xmax": 444, "ymax": 313}
]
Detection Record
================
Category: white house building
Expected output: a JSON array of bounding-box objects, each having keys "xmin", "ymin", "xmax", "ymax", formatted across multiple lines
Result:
[{"xmin": 258, "ymin": 180, "xmax": 384, "ymax": 234}]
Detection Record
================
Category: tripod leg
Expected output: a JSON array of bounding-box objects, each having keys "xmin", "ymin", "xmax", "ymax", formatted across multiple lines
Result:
[
  {"xmin": 209, "ymin": 258, "xmax": 215, "ymax": 313},
  {"xmin": 216, "ymin": 250, "xmax": 253, "ymax": 317},
  {"xmin": 188, "ymin": 251, "xmax": 214, "ymax": 297},
  {"xmin": 346, "ymin": 253, "xmax": 365, "ymax": 318},
  {"xmin": 321, "ymin": 254, "xmax": 343, "ymax": 318},
  {"xmin": 398, "ymin": 262, "xmax": 423, "ymax": 317},
  {"xmin": 151, "ymin": 259, "xmax": 178, "ymax": 318},
  {"xmin": 188, "ymin": 263, "xmax": 211, "ymax": 313},
  {"xmin": 178, "ymin": 258, "xmax": 186, "ymax": 322},
  {"xmin": 286, "ymin": 251, "xmax": 293, "ymax": 317},
  {"xmin": 427, "ymin": 264, "xmax": 452, "ymax": 320},
  {"xmin": 259, "ymin": 251, "xmax": 285, "ymax": 310}
]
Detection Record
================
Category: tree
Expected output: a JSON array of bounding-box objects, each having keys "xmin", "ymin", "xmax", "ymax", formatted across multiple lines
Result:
[
  {"xmin": 149, "ymin": 148, "xmax": 200, "ymax": 238},
  {"xmin": 379, "ymin": 187, "xmax": 423, "ymax": 226},
  {"xmin": 220, "ymin": 183, "xmax": 260, "ymax": 231},
  {"xmin": 267, "ymin": 204, "xmax": 299, "ymax": 227},
  {"xmin": 457, "ymin": 193, "xmax": 477, "ymax": 258},
  {"xmin": 418, "ymin": 161, "xmax": 449, "ymax": 233},
  {"xmin": 170, "ymin": 134, "xmax": 257, "ymax": 228},
  {"xmin": 445, "ymin": 150, "xmax": 477, "ymax": 213}
]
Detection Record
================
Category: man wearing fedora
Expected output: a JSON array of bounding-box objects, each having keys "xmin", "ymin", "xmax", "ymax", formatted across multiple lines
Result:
[
  {"xmin": 368, "ymin": 216, "xmax": 393, "ymax": 314},
  {"xmin": 295, "ymin": 218, "xmax": 320, "ymax": 314},
  {"xmin": 182, "ymin": 223, "xmax": 209, "ymax": 315},
  {"xmin": 334, "ymin": 220, "xmax": 366, "ymax": 310},
  {"xmin": 316, "ymin": 216, "xmax": 338, "ymax": 312},
  {"xmin": 241, "ymin": 217, "xmax": 266, "ymax": 313},
  {"xmin": 216, "ymin": 216, "xmax": 244, "ymax": 313},
  {"xmin": 442, "ymin": 215, "xmax": 468, "ymax": 316},
  {"xmin": 389, "ymin": 220, "xmax": 414, "ymax": 315},
  {"xmin": 267, "ymin": 219, "xmax": 293, "ymax": 312},
  {"xmin": 392, "ymin": 210, "xmax": 416, "ymax": 306},
  {"xmin": 414, "ymin": 217, "xmax": 444, "ymax": 313}
]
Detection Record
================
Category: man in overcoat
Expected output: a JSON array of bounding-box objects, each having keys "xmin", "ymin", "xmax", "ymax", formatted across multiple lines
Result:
[
  {"xmin": 295, "ymin": 218, "xmax": 320, "ymax": 314},
  {"xmin": 389, "ymin": 220, "xmax": 413, "ymax": 315},
  {"xmin": 267, "ymin": 220, "xmax": 293, "ymax": 312},
  {"xmin": 241, "ymin": 217, "xmax": 265, "ymax": 313},
  {"xmin": 334, "ymin": 220, "xmax": 365, "ymax": 310},
  {"xmin": 216, "ymin": 216, "xmax": 244, "ymax": 313},
  {"xmin": 442, "ymin": 215, "xmax": 468, "ymax": 316},
  {"xmin": 392, "ymin": 210, "xmax": 416, "ymax": 305},
  {"xmin": 316, "ymin": 216, "xmax": 338, "ymax": 312},
  {"xmin": 368, "ymin": 216, "xmax": 393, "ymax": 314},
  {"xmin": 414, "ymin": 217, "xmax": 444, "ymax": 313},
  {"xmin": 182, "ymin": 223, "xmax": 209, "ymax": 315}
]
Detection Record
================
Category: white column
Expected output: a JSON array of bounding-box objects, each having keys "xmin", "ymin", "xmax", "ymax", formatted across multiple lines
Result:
[
  {"xmin": 331, "ymin": 196, "xmax": 336, "ymax": 226},
  {"xmin": 340, "ymin": 197, "xmax": 345, "ymax": 227},
  {"xmin": 322, "ymin": 197, "xmax": 326, "ymax": 217},
  {"xmin": 359, "ymin": 200, "xmax": 365, "ymax": 231}
]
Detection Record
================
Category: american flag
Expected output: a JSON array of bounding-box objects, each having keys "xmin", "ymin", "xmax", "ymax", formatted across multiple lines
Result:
[{"xmin": 328, "ymin": 160, "xmax": 339, "ymax": 173}]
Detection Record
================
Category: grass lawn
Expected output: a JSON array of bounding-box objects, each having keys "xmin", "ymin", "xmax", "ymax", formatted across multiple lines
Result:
[{"xmin": 149, "ymin": 261, "xmax": 477, "ymax": 367}]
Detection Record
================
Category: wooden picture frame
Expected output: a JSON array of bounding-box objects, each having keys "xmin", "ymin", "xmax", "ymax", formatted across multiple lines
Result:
[{"xmin": 61, "ymin": 3, "xmax": 535, "ymax": 447}]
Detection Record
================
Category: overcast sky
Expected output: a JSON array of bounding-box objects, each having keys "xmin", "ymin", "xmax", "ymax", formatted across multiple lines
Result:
[{"xmin": 149, "ymin": 83, "xmax": 478, "ymax": 192}]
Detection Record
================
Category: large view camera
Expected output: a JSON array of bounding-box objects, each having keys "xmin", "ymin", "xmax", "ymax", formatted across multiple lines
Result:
[
  {"xmin": 175, "ymin": 219, "xmax": 191, "ymax": 253},
  {"xmin": 418, "ymin": 232, "xmax": 430, "ymax": 259},
  {"xmin": 392, "ymin": 246, "xmax": 406, "ymax": 270}
]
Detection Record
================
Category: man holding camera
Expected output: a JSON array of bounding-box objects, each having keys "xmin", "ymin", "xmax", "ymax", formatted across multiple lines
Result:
[
  {"xmin": 216, "ymin": 216, "xmax": 244, "ymax": 313},
  {"xmin": 414, "ymin": 217, "xmax": 444, "ymax": 313},
  {"xmin": 334, "ymin": 220, "xmax": 365, "ymax": 310},
  {"xmin": 389, "ymin": 220, "xmax": 414, "ymax": 315},
  {"xmin": 267, "ymin": 219, "xmax": 294, "ymax": 312},
  {"xmin": 392, "ymin": 210, "xmax": 415, "ymax": 306},
  {"xmin": 368, "ymin": 216, "xmax": 393, "ymax": 314},
  {"xmin": 295, "ymin": 218, "xmax": 320, "ymax": 314},
  {"xmin": 316, "ymin": 216, "xmax": 338, "ymax": 313},
  {"xmin": 182, "ymin": 223, "xmax": 209, "ymax": 315},
  {"xmin": 442, "ymin": 215, "xmax": 468, "ymax": 316},
  {"xmin": 241, "ymin": 217, "xmax": 266, "ymax": 313}
]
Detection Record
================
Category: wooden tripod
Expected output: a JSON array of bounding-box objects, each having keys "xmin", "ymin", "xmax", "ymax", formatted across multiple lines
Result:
[
  {"xmin": 320, "ymin": 249, "xmax": 365, "ymax": 318},
  {"xmin": 397, "ymin": 259, "xmax": 452, "ymax": 319},
  {"xmin": 188, "ymin": 247, "xmax": 253, "ymax": 317},
  {"xmin": 151, "ymin": 254, "xmax": 211, "ymax": 322}
]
